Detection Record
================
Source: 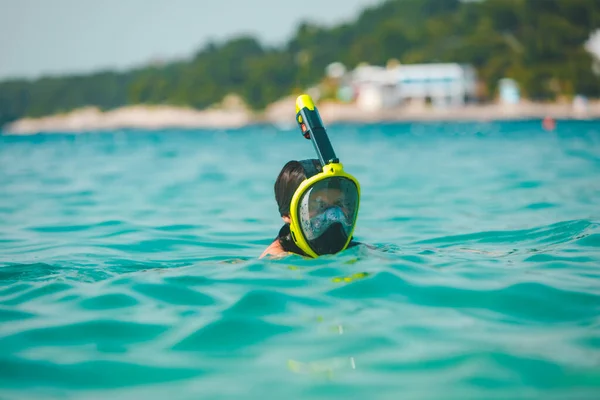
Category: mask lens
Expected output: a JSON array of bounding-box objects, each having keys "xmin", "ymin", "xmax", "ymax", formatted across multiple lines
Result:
[{"xmin": 298, "ymin": 177, "xmax": 359, "ymax": 254}]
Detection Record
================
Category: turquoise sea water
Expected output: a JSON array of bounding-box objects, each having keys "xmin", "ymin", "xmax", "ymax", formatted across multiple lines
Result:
[{"xmin": 1, "ymin": 121, "xmax": 599, "ymax": 399}]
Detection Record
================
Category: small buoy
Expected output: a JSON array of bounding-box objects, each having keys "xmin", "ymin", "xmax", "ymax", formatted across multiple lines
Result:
[{"xmin": 542, "ymin": 116, "xmax": 556, "ymax": 131}]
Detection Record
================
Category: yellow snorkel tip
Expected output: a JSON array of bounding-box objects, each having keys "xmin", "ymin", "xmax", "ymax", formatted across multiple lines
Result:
[{"xmin": 296, "ymin": 94, "xmax": 316, "ymax": 115}]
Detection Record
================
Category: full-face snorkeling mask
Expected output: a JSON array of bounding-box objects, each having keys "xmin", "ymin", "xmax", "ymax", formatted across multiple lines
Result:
[{"xmin": 288, "ymin": 94, "xmax": 361, "ymax": 258}]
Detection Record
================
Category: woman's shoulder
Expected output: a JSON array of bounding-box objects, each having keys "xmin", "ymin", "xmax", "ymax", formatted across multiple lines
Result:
[{"xmin": 259, "ymin": 239, "xmax": 289, "ymax": 259}]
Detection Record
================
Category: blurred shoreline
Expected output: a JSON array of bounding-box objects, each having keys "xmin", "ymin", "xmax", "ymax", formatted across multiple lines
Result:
[{"xmin": 3, "ymin": 99, "xmax": 599, "ymax": 135}]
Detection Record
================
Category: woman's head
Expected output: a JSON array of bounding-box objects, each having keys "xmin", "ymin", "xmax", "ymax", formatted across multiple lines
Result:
[
  {"xmin": 273, "ymin": 159, "xmax": 360, "ymax": 256},
  {"xmin": 274, "ymin": 159, "xmax": 321, "ymax": 219}
]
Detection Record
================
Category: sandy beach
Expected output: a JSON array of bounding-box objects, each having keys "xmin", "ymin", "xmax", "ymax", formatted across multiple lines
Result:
[
  {"xmin": 3, "ymin": 105, "xmax": 253, "ymax": 135},
  {"xmin": 3, "ymin": 98, "xmax": 599, "ymax": 135}
]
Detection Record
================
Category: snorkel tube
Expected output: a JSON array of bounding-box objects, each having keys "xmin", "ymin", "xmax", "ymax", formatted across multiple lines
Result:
[
  {"xmin": 295, "ymin": 94, "xmax": 339, "ymax": 166},
  {"xmin": 290, "ymin": 94, "xmax": 361, "ymax": 257}
]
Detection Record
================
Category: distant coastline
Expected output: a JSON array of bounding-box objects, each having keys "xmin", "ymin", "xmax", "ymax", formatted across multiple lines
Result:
[
  {"xmin": 3, "ymin": 98, "xmax": 599, "ymax": 135},
  {"xmin": 3, "ymin": 1, "xmax": 599, "ymax": 135}
]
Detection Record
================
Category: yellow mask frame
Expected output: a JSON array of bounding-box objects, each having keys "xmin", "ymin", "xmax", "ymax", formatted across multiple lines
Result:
[{"xmin": 288, "ymin": 162, "xmax": 361, "ymax": 258}]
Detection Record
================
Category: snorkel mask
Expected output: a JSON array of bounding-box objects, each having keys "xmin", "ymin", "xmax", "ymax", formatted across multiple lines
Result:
[{"xmin": 289, "ymin": 94, "xmax": 361, "ymax": 258}]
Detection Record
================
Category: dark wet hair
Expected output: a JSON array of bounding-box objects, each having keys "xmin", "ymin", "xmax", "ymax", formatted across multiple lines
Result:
[
  {"xmin": 273, "ymin": 159, "xmax": 320, "ymax": 255},
  {"xmin": 274, "ymin": 159, "xmax": 321, "ymax": 217}
]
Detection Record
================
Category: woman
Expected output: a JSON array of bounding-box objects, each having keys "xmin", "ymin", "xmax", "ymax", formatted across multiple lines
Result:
[{"xmin": 260, "ymin": 159, "xmax": 361, "ymax": 259}]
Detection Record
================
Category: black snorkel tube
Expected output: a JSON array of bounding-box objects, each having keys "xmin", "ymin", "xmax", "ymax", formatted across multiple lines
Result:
[{"xmin": 295, "ymin": 94, "xmax": 339, "ymax": 167}]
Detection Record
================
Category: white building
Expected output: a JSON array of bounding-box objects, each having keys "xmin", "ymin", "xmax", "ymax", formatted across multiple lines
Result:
[
  {"xmin": 498, "ymin": 78, "xmax": 520, "ymax": 105},
  {"xmin": 351, "ymin": 65, "xmax": 398, "ymax": 111},
  {"xmin": 347, "ymin": 63, "xmax": 478, "ymax": 111}
]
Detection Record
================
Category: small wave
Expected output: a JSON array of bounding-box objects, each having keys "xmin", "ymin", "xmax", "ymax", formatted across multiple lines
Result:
[
  {"xmin": 131, "ymin": 283, "xmax": 215, "ymax": 306},
  {"xmin": 0, "ymin": 357, "xmax": 202, "ymax": 389},
  {"xmin": 0, "ymin": 320, "xmax": 169, "ymax": 353},
  {"xmin": 172, "ymin": 316, "xmax": 293, "ymax": 353},
  {"xmin": 414, "ymin": 220, "xmax": 597, "ymax": 249},
  {"xmin": 0, "ymin": 263, "xmax": 63, "ymax": 281},
  {"xmin": 78, "ymin": 293, "xmax": 139, "ymax": 310}
]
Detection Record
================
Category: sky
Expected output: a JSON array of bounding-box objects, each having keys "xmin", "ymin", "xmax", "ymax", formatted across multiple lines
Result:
[{"xmin": 0, "ymin": 0, "xmax": 382, "ymax": 80}]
